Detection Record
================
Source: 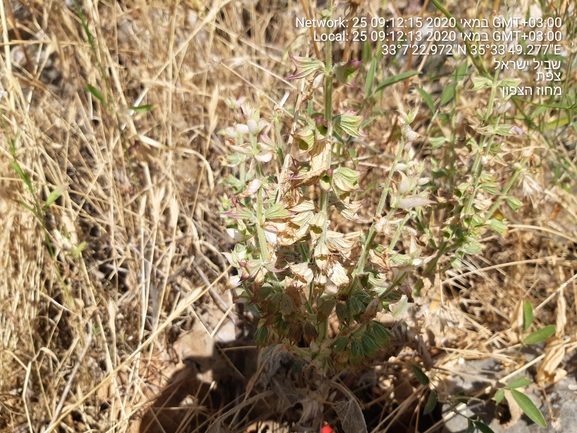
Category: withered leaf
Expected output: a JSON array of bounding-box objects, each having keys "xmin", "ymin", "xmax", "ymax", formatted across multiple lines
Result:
[{"xmin": 334, "ymin": 398, "xmax": 368, "ymax": 433}]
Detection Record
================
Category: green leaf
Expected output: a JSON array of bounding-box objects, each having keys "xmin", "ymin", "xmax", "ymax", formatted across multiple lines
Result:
[
  {"xmin": 424, "ymin": 391, "xmax": 437, "ymax": 415},
  {"xmin": 349, "ymin": 295, "xmax": 365, "ymax": 315},
  {"xmin": 530, "ymin": 105, "xmax": 548, "ymax": 119},
  {"xmin": 333, "ymin": 113, "xmax": 364, "ymax": 137},
  {"xmin": 510, "ymin": 389, "xmax": 546, "ymax": 427},
  {"xmin": 371, "ymin": 321, "xmax": 391, "ymax": 345},
  {"xmin": 336, "ymin": 302, "xmax": 349, "ymax": 324},
  {"xmin": 429, "ymin": 136, "xmax": 447, "ymax": 149},
  {"xmin": 465, "ymin": 419, "xmax": 475, "ymax": 433},
  {"xmin": 523, "ymin": 300, "xmax": 533, "ymax": 332},
  {"xmin": 334, "ymin": 336, "xmax": 348, "ymax": 353},
  {"xmin": 471, "ymin": 76, "xmax": 493, "ymax": 91},
  {"xmin": 487, "ymin": 218, "xmax": 508, "ymax": 234},
  {"xmin": 264, "ymin": 202, "xmax": 291, "ymax": 220},
  {"xmin": 391, "ymin": 295, "xmax": 410, "ymax": 318},
  {"xmin": 295, "ymin": 124, "xmax": 315, "ymax": 150},
  {"xmin": 461, "ymin": 240, "xmax": 482, "ymax": 255},
  {"xmin": 474, "ymin": 421, "xmax": 495, "ymax": 433},
  {"xmin": 505, "ymin": 376, "xmax": 532, "ymax": 389},
  {"xmin": 85, "ymin": 84, "xmax": 108, "ymax": 107},
  {"xmin": 522, "ymin": 325, "xmax": 556, "ymax": 345},
  {"xmin": 361, "ymin": 334, "xmax": 379, "ymax": 355},
  {"xmin": 374, "ymin": 70, "xmax": 420, "ymax": 93},
  {"xmin": 505, "ymin": 196, "xmax": 523, "ymax": 212},
  {"xmin": 416, "ymin": 87, "xmax": 435, "ymax": 114},
  {"xmin": 495, "ymin": 389, "xmax": 505, "ymax": 404},
  {"xmin": 440, "ymin": 85, "xmax": 456, "ymax": 106},
  {"xmin": 440, "ymin": 63, "xmax": 468, "ymax": 106},
  {"xmin": 44, "ymin": 187, "xmax": 63, "ymax": 209},
  {"xmin": 498, "ymin": 78, "xmax": 521, "ymax": 88},
  {"xmin": 411, "ymin": 364, "xmax": 429, "ymax": 385},
  {"xmin": 350, "ymin": 340, "xmax": 363, "ymax": 360},
  {"xmin": 480, "ymin": 182, "xmax": 499, "ymax": 194},
  {"xmin": 334, "ymin": 60, "xmax": 361, "ymax": 86},
  {"xmin": 71, "ymin": 241, "xmax": 87, "ymax": 259},
  {"xmin": 332, "ymin": 167, "xmax": 360, "ymax": 196},
  {"xmin": 286, "ymin": 54, "xmax": 324, "ymax": 80},
  {"xmin": 130, "ymin": 104, "xmax": 154, "ymax": 113},
  {"xmin": 254, "ymin": 325, "xmax": 268, "ymax": 345}
]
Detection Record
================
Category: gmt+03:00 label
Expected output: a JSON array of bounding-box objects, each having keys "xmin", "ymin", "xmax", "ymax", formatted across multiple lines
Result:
[
  {"xmin": 295, "ymin": 15, "xmax": 564, "ymax": 96},
  {"xmin": 295, "ymin": 15, "xmax": 563, "ymax": 59}
]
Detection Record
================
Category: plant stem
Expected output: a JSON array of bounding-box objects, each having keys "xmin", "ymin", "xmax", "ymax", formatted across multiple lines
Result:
[
  {"xmin": 255, "ymin": 162, "xmax": 270, "ymax": 263},
  {"xmin": 352, "ymin": 137, "xmax": 406, "ymax": 282},
  {"xmin": 485, "ymin": 164, "xmax": 522, "ymax": 219},
  {"xmin": 319, "ymin": 1, "xmax": 335, "ymax": 242}
]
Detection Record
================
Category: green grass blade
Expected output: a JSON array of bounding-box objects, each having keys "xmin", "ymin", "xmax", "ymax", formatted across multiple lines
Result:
[
  {"xmin": 374, "ymin": 70, "xmax": 420, "ymax": 94},
  {"xmin": 86, "ymin": 84, "xmax": 108, "ymax": 107},
  {"xmin": 365, "ymin": 58, "xmax": 377, "ymax": 99},
  {"xmin": 130, "ymin": 104, "xmax": 154, "ymax": 113},
  {"xmin": 44, "ymin": 187, "xmax": 63, "ymax": 209}
]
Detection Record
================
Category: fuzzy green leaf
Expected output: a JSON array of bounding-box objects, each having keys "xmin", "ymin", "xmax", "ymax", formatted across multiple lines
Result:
[
  {"xmin": 487, "ymin": 218, "xmax": 508, "ymax": 234},
  {"xmin": 336, "ymin": 302, "xmax": 349, "ymax": 324},
  {"xmin": 334, "ymin": 336, "xmax": 348, "ymax": 353},
  {"xmin": 264, "ymin": 202, "xmax": 291, "ymax": 220},
  {"xmin": 350, "ymin": 340, "xmax": 363, "ymax": 360},
  {"xmin": 332, "ymin": 167, "xmax": 360, "ymax": 196},
  {"xmin": 505, "ymin": 196, "xmax": 523, "ymax": 212},
  {"xmin": 361, "ymin": 334, "xmax": 379, "ymax": 355},
  {"xmin": 333, "ymin": 114, "xmax": 364, "ymax": 137},
  {"xmin": 371, "ymin": 321, "xmax": 391, "ymax": 345},
  {"xmin": 471, "ymin": 76, "xmax": 493, "ymax": 91}
]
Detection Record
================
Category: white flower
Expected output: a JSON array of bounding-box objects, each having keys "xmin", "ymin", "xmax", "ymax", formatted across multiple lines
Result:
[
  {"xmin": 247, "ymin": 179, "xmax": 262, "ymax": 195},
  {"xmin": 226, "ymin": 228, "xmax": 244, "ymax": 241}
]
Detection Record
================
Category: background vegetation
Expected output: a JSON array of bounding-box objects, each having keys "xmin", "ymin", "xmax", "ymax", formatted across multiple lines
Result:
[{"xmin": 0, "ymin": 0, "xmax": 575, "ymax": 432}]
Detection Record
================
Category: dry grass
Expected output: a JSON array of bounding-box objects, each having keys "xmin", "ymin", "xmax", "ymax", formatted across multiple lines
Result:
[{"xmin": 1, "ymin": 0, "xmax": 576, "ymax": 432}]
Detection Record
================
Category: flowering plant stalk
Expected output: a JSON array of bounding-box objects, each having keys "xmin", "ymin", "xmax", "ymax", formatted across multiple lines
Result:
[{"xmin": 219, "ymin": 8, "xmax": 440, "ymax": 375}]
